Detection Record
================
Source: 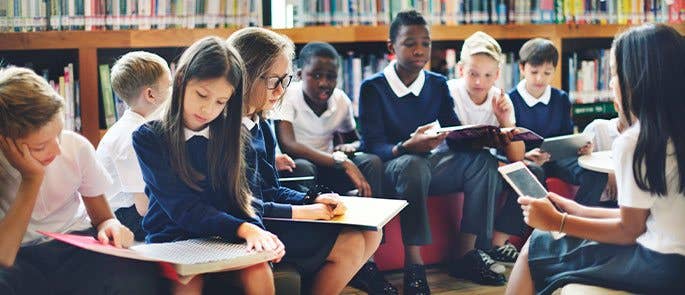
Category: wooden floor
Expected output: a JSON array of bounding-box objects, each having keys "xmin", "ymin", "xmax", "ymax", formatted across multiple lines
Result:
[{"xmin": 342, "ymin": 266, "xmax": 510, "ymax": 295}]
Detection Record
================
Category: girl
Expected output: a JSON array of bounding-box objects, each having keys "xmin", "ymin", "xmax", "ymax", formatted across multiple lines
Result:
[
  {"xmin": 506, "ymin": 24, "xmax": 685, "ymax": 295},
  {"xmin": 132, "ymin": 36, "xmax": 284, "ymax": 295},
  {"xmin": 227, "ymin": 27, "xmax": 383, "ymax": 294}
]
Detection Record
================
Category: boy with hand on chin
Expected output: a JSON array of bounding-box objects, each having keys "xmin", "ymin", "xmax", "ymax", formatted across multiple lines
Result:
[{"xmin": 0, "ymin": 67, "xmax": 163, "ymax": 294}]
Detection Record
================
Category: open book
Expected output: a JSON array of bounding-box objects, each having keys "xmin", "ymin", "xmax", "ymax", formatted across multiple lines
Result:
[
  {"xmin": 39, "ymin": 231, "xmax": 278, "ymax": 283},
  {"xmin": 426, "ymin": 125, "xmax": 543, "ymax": 142},
  {"xmin": 264, "ymin": 197, "xmax": 407, "ymax": 231}
]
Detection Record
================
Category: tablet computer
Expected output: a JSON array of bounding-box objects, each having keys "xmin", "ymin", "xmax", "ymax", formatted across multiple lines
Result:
[
  {"xmin": 540, "ymin": 133, "xmax": 593, "ymax": 161},
  {"xmin": 498, "ymin": 161, "xmax": 566, "ymax": 239}
]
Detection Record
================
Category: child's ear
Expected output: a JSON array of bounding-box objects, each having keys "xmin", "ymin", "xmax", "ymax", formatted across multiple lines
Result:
[
  {"xmin": 387, "ymin": 40, "xmax": 395, "ymax": 55},
  {"xmin": 297, "ymin": 69, "xmax": 302, "ymax": 80},
  {"xmin": 145, "ymin": 87, "xmax": 156, "ymax": 104},
  {"xmin": 519, "ymin": 63, "xmax": 525, "ymax": 75},
  {"xmin": 457, "ymin": 62, "xmax": 464, "ymax": 77}
]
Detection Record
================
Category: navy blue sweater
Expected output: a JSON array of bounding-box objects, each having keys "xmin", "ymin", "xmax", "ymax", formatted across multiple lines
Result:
[
  {"xmin": 244, "ymin": 120, "xmax": 306, "ymax": 218},
  {"xmin": 359, "ymin": 71, "xmax": 461, "ymax": 161},
  {"xmin": 509, "ymin": 87, "xmax": 573, "ymax": 139},
  {"xmin": 132, "ymin": 121, "xmax": 263, "ymax": 243}
]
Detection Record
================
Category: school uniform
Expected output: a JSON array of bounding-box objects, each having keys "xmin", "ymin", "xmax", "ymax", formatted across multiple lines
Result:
[
  {"xmin": 132, "ymin": 121, "xmax": 264, "ymax": 243},
  {"xmin": 447, "ymin": 78, "xmax": 528, "ymax": 238},
  {"xmin": 0, "ymin": 131, "xmax": 162, "ymax": 295},
  {"xmin": 271, "ymin": 81, "xmax": 383, "ymax": 195},
  {"xmin": 243, "ymin": 117, "xmax": 340, "ymax": 275},
  {"xmin": 528, "ymin": 124, "xmax": 685, "ymax": 294},
  {"xmin": 96, "ymin": 109, "xmax": 147, "ymax": 241},
  {"xmin": 358, "ymin": 60, "xmax": 503, "ymax": 247},
  {"xmin": 510, "ymin": 80, "xmax": 607, "ymax": 206}
]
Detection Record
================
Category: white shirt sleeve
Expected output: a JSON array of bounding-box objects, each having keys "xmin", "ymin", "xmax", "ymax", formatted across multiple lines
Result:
[
  {"xmin": 271, "ymin": 94, "xmax": 296, "ymax": 123},
  {"xmin": 74, "ymin": 134, "xmax": 113, "ymax": 197},
  {"xmin": 505, "ymin": 93, "xmax": 516, "ymax": 124},
  {"xmin": 113, "ymin": 146, "xmax": 145, "ymax": 193},
  {"xmin": 337, "ymin": 90, "xmax": 356, "ymax": 133},
  {"xmin": 615, "ymin": 128, "xmax": 655, "ymax": 209}
]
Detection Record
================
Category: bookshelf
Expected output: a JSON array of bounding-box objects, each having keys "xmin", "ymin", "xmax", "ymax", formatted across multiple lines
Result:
[{"xmin": 1, "ymin": 23, "xmax": 683, "ymax": 145}]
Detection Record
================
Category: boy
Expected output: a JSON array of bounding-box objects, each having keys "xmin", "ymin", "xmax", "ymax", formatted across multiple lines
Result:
[
  {"xmin": 0, "ymin": 66, "xmax": 162, "ymax": 294},
  {"xmin": 96, "ymin": 51, "xmax": 172, "ymax": 241},
  {"xmin": 359, "ymin": 10, "xmax": 507, "ymax": 292},
  {"xmin": 272, "ymin": 41, "xmax": 392, "ymax": 294},
  {"xmin": 446, "ymin": 31, "xmax": 527, "ymax": 266},
  {"xmin": 509, "ymin": 38, "xmax": 607, "ymax": 207}
]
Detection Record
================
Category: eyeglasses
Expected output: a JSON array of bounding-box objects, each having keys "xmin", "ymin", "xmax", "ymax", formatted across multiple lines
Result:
[{"xmin": 261, "ymin": 74, "xmax": 293, "ymax": 90}]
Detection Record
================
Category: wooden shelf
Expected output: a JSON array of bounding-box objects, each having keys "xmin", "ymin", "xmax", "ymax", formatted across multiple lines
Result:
[
  {"xmin": 2, "ymin": 24, "xmax": 683, "ymax": 49},
  {"xmin": 1, "ymin": 23, "xmax": 683, "ymax": 146}
]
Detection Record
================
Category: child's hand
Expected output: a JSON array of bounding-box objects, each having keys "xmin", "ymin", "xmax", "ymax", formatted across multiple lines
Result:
[
  {"xmin": 316, "ymin": 193, "xmax": 347, "ymax": 216},
  {"xmin": 341, "ymin": 160, "xmax": 372, "ymax": 197},
  {"xmin": 578, "ymin": 142, "xmax": 593, "ymax": 156},
  {"xmin": 546, "ymin": 192, "xmax": 583, "ymax": 216},
  {"xmin": 0, "ymin": 135, "xmax": 46, "ymax": 180},
  {"xmin": 605, "ymin": 173, "xmax": 617, "ymax": 201},
  {"xmin": 525, "ymin": 148, "xmax": 551, "ymax": 166},
  {"xmin": 518, "ymin": 195, "xmax": 563, "ymax": 231},
  {"xmin": 275, "ymin": 154, "xmax": 296, "ymax": 172},
  {"xmin": 299, "ymin": 203, "xmax": 335, "ymax": 220},
  {"xmin": 404, "ymin": 123, "xmax": 449, "ymax": 153},
  {"xmin": 237, "ymin": 223, "xmax": 284, "ymax": 257},
  {"xmin": 96, "ymin": 218, "xmax": 134, "ymax": 248},
  {"xmin": 492, "ymin": 89, "xmax": 514, "ymax": 127},
  {"xmin": 334, "ymin": 143, "xmax": 357, "ymax": 153}
]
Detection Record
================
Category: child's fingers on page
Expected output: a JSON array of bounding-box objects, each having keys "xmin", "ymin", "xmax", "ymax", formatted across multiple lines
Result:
[{"xmin": 97, "ymin": 230, "xmax": 110, "ymax": 245}]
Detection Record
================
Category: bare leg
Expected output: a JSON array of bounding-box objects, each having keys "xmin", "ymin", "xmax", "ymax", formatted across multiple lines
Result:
[
  {"xmin": 361, "ymin": 231, "xmax": 382, "ymax": 262},
  {"xmin": 172, "ymin": 275, "xmax": 203, "ymax": 295},
  {"xmin": 311, "ymin": 229, "xmax": 366, "ymax": 294},
  {"xmin": 240, "ymin": 262, "xmax": 275, "ymax": 295},
  {"xmin": 492, "ymin": 231, "xmax": 511, "ymax": 247},
  {"xmin": 506, "ymin": 240, "xmax": 534, "ymax": 295}
]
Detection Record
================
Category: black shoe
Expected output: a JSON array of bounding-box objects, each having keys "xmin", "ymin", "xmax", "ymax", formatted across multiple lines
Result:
[
  {"xmin": 483, "ymin": 241, "xmax": 520, "ymax": 265},
  {"xmin": 349, "ymin": 262, "xmax": 398, "ymax": 295},
  {"xmin": 449, "ymin": 249, "xmax": 507, "ymax": 286},
  {"xmin": 403, "ymin": 264, "xmax": 430, "ymax": 295}
]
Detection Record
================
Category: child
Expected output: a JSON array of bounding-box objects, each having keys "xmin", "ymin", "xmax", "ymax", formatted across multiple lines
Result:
[
  {"xmin": 509, "ymin": 38, "xmax": 607, "ymax": 207},
  {"xmin": 358, "ymin": 10, "xmax": 509, "ymax": 291},
  {"xmin": 273, "ymin": 42, "xmax": 381, "ymax": 199},
  {"xmin": 96, "ymin": 51, "xmax": 172, "ymax": 241},
  {"xmin": 446, "ymin": 31, "xmax": 528, "ymax": 267},
  {"xmin": 228, "ymin": 27, "xmax": 383, "ymax": 295},
  {"xmin": 132, "ymin": 36, "xmax": 284, "ymax": 294},
  {"xmin": 507, "ymin": 24, "xmax": 685, "ymax": 295},
  {"xmin": 0, "ymin": 66, "xmax": 163, "ymax": 294},
  {"xmin": 271, "ymin": 41, "xmax": 392, "ymax": 294}
]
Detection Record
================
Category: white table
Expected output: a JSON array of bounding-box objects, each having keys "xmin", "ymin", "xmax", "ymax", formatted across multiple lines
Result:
[{"xmin": 578, "ymin": 150, "xmax": 614, "ymax": 174}]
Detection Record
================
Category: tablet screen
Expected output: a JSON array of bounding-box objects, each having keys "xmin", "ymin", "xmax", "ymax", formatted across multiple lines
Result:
[{"xmin": 503, "ymin": 168, "xmax": 547, "ymax": 198}]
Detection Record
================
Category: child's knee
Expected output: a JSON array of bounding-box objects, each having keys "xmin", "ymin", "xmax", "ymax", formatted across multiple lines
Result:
[{"xmin": 241, "ymin": 262, "xmax": 273, "ymax": 281}]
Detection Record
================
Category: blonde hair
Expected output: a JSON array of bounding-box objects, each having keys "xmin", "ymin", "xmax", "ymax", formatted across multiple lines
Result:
[
  {"xmin": 459, "ymin": 31, "xmax": 503, "ymax": 66},
  {"xmin": 110, "ymin": 51, "xmax": 170, "ymax": 107},
  {"xmin": 227, "ymin": 27, "xmax": 295, "ymax": 118},
  {"xmin": 0, "ymin": 66, "xmax": 63, "ymax": 138}
]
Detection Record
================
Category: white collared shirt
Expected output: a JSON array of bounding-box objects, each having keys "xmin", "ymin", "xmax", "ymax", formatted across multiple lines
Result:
[
  {"xmin": 447, "ymin": 78, "xmax": 515, "ymax": 126},
  {"xmin": 516, "ymin": 79, "xmax": 551, "ymax": 107},
  {"xmin": 1, "ymin": 131, "xmax": 112, "ymax": 245},
  {"xmin": 383, "ymin": 60, "xmax": 426, "ymax": 97},
  {"xmin": 183, "ymin": 126, "xmax": 210, "ymax": 141},
  {"xmin": 96, "ymin": 109, "xmax": 148, "ymax": 210},
  {"xmin": 615, "ymin": 124, "xmax": 685, "ymax": 255},
  {"xmin": 271, "ymin": 81, "xmax": 356, "ymax": 153},
  {"xmin": 242, "ymin": 116, "xmax": 259, "ymax": 131}
]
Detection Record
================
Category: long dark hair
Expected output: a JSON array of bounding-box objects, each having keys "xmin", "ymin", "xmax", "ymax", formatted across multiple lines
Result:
[
  {"xmin": 161, "ymin": 36, "xmax": 253, "ymax": 216},
  {"xmin": 613, "ymin": 24, "xmax": 685, "ymax": 195}
]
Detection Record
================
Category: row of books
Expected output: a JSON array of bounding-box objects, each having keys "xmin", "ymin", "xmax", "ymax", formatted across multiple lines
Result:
[
  {"xmin": 280, "ymin": 0, "xmax": 684, "ymax": 27},
  {"xmin": 0, "ymin": 0, "xmax": 262, "ymax": 32},
  {"xmin": 41, "ymin": 64, "xmax": 81, "ymax": 132},
  {"xmin": 567, "ymin": 49, "xmax": 613, "ymax": 103}
]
